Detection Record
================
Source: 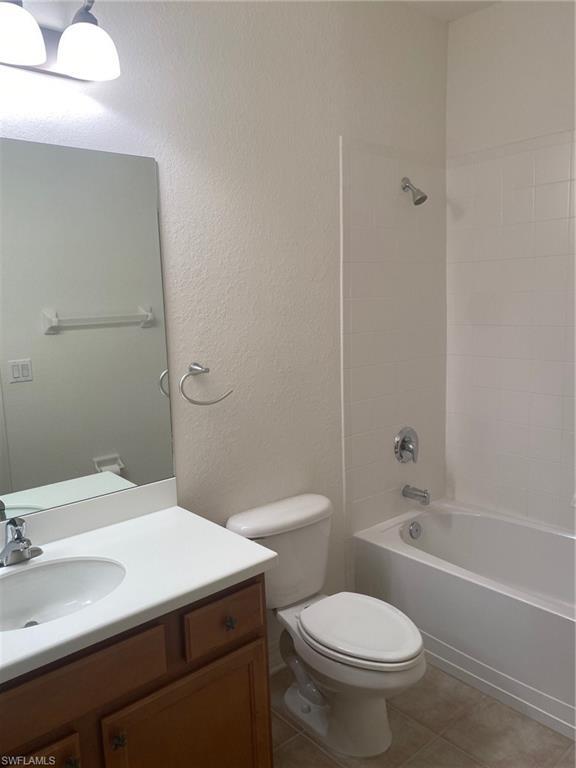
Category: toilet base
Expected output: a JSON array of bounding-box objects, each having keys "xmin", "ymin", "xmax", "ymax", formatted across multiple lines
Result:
[{"xmin": 284, "ymin": 682, "xmax": 393, "ymax": 758}]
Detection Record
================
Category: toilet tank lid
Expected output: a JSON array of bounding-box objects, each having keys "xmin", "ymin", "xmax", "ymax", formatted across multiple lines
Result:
[{"xmin": 226, "ymin": 494, "xmax": 333, "ymax": 538}]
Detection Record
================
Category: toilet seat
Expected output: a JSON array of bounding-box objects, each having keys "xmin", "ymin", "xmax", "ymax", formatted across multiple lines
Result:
[{"xmin": 297, "ymin": 592, "xmax": 423, "ymax": 672}]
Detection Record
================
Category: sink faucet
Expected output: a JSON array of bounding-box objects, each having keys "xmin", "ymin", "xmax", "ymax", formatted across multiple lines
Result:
[
  {"xmin": 0, "ymin": 517, "xmax": 43, "ymax": 568},
  {"xmin": 402, "ymin": 485, "xmax": 430, "ymax": 506}
]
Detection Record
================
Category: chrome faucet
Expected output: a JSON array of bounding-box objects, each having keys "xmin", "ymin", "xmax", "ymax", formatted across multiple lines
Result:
[
  {"xmin": 0, "ymin": 517, "xmax": 43, "ymax": 568},
  {"xmin": 394, "ymin": 427, "xmax": 419, "ymax": 463},
  {"xmin": 402, "ymin": 485, "xmax": 430, "ymax": 506}
]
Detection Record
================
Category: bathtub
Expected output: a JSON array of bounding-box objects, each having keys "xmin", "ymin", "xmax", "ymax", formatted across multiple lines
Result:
[{"xmin": 354, "ymin": 500, "xmax": 575, "ymax": 737}]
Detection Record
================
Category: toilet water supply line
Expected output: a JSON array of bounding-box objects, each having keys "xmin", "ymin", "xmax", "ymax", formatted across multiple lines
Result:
[
  {"xmin": 284, "ymin": 652, "xmax": 325, "ymax": 706},
  {"xmin": 280, "ymin": 630, "xmax": 325, "ymax": 705}
]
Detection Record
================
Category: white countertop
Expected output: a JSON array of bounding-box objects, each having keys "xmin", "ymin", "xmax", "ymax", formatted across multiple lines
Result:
[
  {"xmin": 0, "ymin": 506, "xmax": 277, "ymax": 684},
  {"xmin": 1, "ymin": 472, "xmax": 135, "ymax": 512}
]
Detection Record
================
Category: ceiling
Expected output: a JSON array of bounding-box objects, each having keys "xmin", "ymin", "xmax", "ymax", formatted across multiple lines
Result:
[{"xmin": 410, "ymin": 1, "xmax": 495, "ymax": 22}]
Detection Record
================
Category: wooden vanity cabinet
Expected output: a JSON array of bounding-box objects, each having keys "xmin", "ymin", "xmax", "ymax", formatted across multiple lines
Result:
[
  {"xmin": 26, "ymin": 734, "xmax": 82, "ymax": 767},
  {"xmin": 0, "ymin": 576, "xmax": 272, "ymax": 768},
  {"xmin": 102, "ymin": 640, "xmax": 269, "ymax": 768}
]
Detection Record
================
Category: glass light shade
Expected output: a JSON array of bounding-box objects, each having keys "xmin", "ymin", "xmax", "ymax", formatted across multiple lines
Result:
[
  {"xmin": 57, "ymin": 21, "xmax": 120, "ymax": 81},
  {"xmin": 0, "ymin": 1, "xmax": 46, "ymax": 65}
]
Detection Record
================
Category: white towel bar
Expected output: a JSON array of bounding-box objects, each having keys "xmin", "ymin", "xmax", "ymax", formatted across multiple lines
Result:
[{"xmin": 41, "ymin": 306, "xmax": 154, "ymax": 334}]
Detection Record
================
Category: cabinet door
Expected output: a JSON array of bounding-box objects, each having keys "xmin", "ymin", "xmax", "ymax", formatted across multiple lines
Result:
[
  {"xmin": 25, "ymin": 733, "xmax": 82, "ymax": 767},
  {"xmin": 102, "ymin": 639, "xmax": 272, "ymax": 768}
]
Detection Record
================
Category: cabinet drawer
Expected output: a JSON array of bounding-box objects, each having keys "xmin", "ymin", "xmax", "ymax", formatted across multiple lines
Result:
[
  {"xmin": 25, "ymin": 733, "xmax": 81, "ymax": 767},
  {"xmin": 0, "ymin": 626, "xmax": 166, "ymax": 754},
  {"xmin": 184, "ymin": 582, "xmax": 264, "ymax": 664}
]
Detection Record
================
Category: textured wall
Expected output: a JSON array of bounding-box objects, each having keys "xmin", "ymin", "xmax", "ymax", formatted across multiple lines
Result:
[
  {"xmin": 446, "ymin": 2, "xmax": 575, "ymax": 530},
  {"xmin": 0, "ymin": 3, "xmax": 447, "ymax": 598}
]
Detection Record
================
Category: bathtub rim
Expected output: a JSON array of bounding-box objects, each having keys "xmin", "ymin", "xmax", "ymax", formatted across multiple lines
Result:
[{"xmin": 353, "ymin": 500, "xmax": 575, "ymax": 621}]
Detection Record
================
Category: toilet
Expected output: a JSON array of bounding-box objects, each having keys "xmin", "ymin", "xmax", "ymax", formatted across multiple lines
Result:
[{"xmin": 226, "ymin": 494, "xmax": 426, "ymax": 758}]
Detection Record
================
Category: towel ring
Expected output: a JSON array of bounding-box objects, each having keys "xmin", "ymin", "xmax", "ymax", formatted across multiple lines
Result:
[
  {"xmin": 179, "ymin": 362, "xmax": 234, "ymax": 406},
  {"xmin": 159, "ymin": 369, "xmax": 170, "ymax": 398}
]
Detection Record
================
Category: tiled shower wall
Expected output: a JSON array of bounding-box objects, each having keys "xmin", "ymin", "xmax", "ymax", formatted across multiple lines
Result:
[
  {"xmin": 342, "ymin": 140, "xmax": 446, "ymax": 533},
  {"xmin": 446, "ymin": 132, "xmax": 575, "ymax": 531}
]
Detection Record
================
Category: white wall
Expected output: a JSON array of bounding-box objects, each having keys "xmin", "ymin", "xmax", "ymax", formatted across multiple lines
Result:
[
  {"xmin": 447, "ymin": 2, "xmax": 575, "ymax": 156},
  {"xmin": 0, "ymin": 2, "xmax": 448, "ymax": 595},
  {"xmin": 342, "ymin": 140, "xmax": 446, "ymax": 532},
  {"xmin": 446, "ymin": 2, "xmax": 575, "ymax": 530}
]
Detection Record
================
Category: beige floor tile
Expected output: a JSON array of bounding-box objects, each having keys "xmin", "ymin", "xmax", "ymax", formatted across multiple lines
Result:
[
  {"xmin": 274, "ymin": 735, "xmax": 341, "ymax": 768},
  {"xmin": 442, "ymin": 699, "xmax": 572, "ymax": 768},
  {"xmin": 329, "ymin": 709, "xmax": 435, "ymax": 768},
  {"xmin": 272, "ymin": 713, "xmax": 299, "ymax": 750},
  {"xmin": 390, "ymin": 665, "xmax": 486, "ymax": 733},
  {"xmin": 402, "ymin": 737, "xmax": 487, "ymax": 768},
  {"xmin": 555, "ymin": 744, "xmax": 575, "ymax": 768}
]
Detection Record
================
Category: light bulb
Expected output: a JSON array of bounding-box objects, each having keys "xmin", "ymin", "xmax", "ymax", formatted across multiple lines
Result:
[
  {"xmin": 0, "ymin": 1, "xmax": 46, "ymax": 65},
  {"xmin": 57, "ymin": 20, "xmax": 120, "ymax": 81}
]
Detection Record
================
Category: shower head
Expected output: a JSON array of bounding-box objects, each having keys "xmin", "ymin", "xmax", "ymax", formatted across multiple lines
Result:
[{"xmin": 401, "ymin": 177, "xmax": 428, "ymax": 206}]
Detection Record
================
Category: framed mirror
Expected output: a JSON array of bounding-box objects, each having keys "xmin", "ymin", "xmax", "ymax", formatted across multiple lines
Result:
[{"xmin": 0, "ymin": 139, "xmax": 173, "ymax": 516}]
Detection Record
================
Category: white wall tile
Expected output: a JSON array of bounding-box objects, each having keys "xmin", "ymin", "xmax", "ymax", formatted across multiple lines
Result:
[
  {"xmin": 531, "ymin": 291, "xmax": 570, "ymax": 326},
  {"xmin": 344, "ymin": 363, "xmax": 397, "ymax": 402},
  {"xmin": 344, "ymin": 330, "xmax": 402, "ymax": 367},
  {"xmin": 530, "ymin": 393, "xmax": 563, "ymax": 429},
  {"xmin": 343, "ymin": 144, "xmax": 446, "ymax": 530},
  {"xmin": 534, "ymin": 181, "xmax": 571, "ymax": 221},
  {"xmin": 533, "ymin": 219, "xmax": 572, "ymax": 256},
  {"xmin": 346, "ymin": 225, "xmax": 398, "ymax": 262},
  {"xmin": 503, "ymin": 151, "xmax": 534, "ymax": 190},
  {"xmin": 534, "ymin": 143, "xmax": 572, "ymax": 185},
  {"xmin": 531, "ymin": 325, "xmax": 568, "ymax": 361},
  {"xmin": 345, "ymin": 395, "xmax": 397, "ymax": 436},
  {"xmin": 345, "ymin": 298, "xmax": 398, "ymax": 333},
  {"xmin": 503, "ymin": 186, "xmax": 533, "ymax": 225},
  {"xmin": 446, "ymin": 131, "xmax": 573, "ymax": 529}
]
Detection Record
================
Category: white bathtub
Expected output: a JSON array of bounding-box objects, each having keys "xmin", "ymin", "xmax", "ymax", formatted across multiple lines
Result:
[{"xmin": 354, "ymin": 500, "xmax": 575, "ymax": 737}]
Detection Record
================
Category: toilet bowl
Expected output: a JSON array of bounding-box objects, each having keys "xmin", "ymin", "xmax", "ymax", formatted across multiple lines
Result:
[
  {"xmin": 226, "ymin": 494, "xmax": 426, "ymax": 757},
  {"xmin": 277, "ymin": 593, "xmax": 426, "ymax": 756}
]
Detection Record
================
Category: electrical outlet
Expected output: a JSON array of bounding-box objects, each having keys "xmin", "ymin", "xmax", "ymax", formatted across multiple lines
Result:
[{"xmin": 8, "ymin": 359, "xmax": 33, "ymax": 383}]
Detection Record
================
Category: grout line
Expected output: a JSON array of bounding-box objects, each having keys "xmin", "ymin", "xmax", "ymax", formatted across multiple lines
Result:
[
  {"xmin": 553, "ymin": 743, "xmax": 575, "ymax": 768},
  {"xmin": 273, "ymin": 731, "xmax": 301, "ymax": 754},
  {"xmin": 395, "ymin": 734, "xmax": 443, "ymax": 768},
  {"xmin": 297, "ymin": 732, "xmax": 348, "ymax": 768}
]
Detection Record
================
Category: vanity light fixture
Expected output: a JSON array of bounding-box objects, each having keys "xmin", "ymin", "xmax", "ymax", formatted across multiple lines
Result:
[
  {"xmin": 0, "ymin": 0, "xmax": 120, "ymax": 81},
  {"xmin": 0, "ymin": 0, "xmax": 46, "ymax": 66},
  {"xmin": 57, "ymin": 0, "xmax": 120, "ymax": 81}
]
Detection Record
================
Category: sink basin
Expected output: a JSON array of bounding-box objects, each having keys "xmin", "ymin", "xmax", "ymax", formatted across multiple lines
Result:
[{"xmin": 0, "ymin": 558, "xmax": 126, "ymax": 631}]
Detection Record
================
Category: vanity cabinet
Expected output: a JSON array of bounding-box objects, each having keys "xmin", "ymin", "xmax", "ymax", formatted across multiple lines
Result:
[
  {"xmin": 102, "ymin": 641, "xmax": 268, "ymax": 768},
  {"xmin": 0, "ymin": 576, "xmax": 272, "ymax": 768},
  {"xmin": 26, "ymin": 734, "xmax": 82, "ymax": 767}
]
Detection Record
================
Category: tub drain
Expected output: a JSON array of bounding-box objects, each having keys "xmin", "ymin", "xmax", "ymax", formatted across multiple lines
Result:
[
  {"xmin": 408, "ymin": 521, "xmax": 422, "ymax": 540},
  {"xmin": 23, "ymin": 620, "xmax": 39, "ymax": 628}
]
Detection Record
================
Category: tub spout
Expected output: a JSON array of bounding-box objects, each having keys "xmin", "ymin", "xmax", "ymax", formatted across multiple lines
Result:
[{"xmin": 402, "ymin": 485, "xmax": 430, "ymax": 505}]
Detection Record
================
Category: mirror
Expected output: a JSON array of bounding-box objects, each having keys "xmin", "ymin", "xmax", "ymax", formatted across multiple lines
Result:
[{"xmin": 0, "ymin": 139, "xmax": 173, "ymax": 516}]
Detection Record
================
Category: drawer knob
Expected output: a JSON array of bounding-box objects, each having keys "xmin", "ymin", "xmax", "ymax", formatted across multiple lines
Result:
[
  {"xmin": 112, "ymin": 733, "xmax": 128, "ymax": 750},
  {"xmin": 64, "ymin": 759, "xmax": 80, "ymax": 768},
  {"xmin": 224, "ymin": 615, "xmax": 238, "ymax": 631}
]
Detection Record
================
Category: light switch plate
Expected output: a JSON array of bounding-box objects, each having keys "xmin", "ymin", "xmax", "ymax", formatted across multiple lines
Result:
[{"xmin": 8, "ymin": 359, "xmax": 33, "ymax": 383}]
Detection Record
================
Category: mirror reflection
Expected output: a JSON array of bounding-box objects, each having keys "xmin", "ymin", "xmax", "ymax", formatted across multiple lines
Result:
[{"xmin": 0, "ymin": 139, "xmax": 173, "ymax": 516}]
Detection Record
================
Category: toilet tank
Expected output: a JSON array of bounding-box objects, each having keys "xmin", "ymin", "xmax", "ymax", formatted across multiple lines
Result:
[{"xmin": 226, "ymin": 494, "xmax": 332, "ymax": 609}]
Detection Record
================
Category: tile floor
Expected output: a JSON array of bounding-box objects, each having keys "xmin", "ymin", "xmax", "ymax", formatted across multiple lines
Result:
[{"xmin": 270, "ymin": 665, "xmax": 575, "ymax": 768}]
